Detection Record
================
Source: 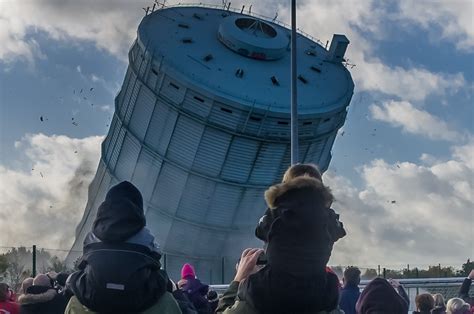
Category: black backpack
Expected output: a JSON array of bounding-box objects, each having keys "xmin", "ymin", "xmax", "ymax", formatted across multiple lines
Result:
[{"xmin": 68, "ymin": 242, "xmax": 168, "ymax": 313}]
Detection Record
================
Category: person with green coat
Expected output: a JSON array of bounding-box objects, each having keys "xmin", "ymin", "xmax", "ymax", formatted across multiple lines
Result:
[{"xmin": 65, "ymin": 292, "xmax": 182, "ymax": 314}]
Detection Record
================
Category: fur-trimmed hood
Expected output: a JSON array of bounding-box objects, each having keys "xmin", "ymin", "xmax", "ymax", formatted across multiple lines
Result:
[
  {"xmin": 264, "ymin": 176, "xmax": 333, "ymax": 209},
  {"xmin": 18, "ymin": 287, "xmax": 56, "ymax": 305}
]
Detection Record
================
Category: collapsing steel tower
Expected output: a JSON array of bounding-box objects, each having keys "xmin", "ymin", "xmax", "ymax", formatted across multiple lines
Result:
[{"xmin": 67, "ymin": 5, "xmax": 354, "ymax": 281}]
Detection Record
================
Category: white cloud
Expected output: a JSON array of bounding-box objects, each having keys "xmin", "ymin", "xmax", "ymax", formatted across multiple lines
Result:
[
  {"xmin": 325, "ymin": 140, "xmax": 473, "ymax": 266},
  {"xmin": 0, "ymin": 0, "xmax": 149, "ymax": 64},
  {"xmin": 272, "ymin": 0, "xmax": 466, "ymax": 101},
  {"xmin": 99, "ymin": 105, "xmax": 114, "ymax": 113},
  {"xmin": 397, "ymin": 0, "xmax": 474, "ymax": 51},
  {"xmin": 355, "ymin": 62, "xmax": 465, "ymax": 102},
  {"xmin": 91, "ymin": 74, "xmax": 100, "ymax": 82},
  {"xmin": 370, "ymin": 100, "xmax": 462, "ymax": 141},
  {"xmin": 0, "ymin": 133, "xmax": 103, "ymax": 249},
  {"xmin": 89, "ymin": 73, "xmax": 120, "ymax": 96}
]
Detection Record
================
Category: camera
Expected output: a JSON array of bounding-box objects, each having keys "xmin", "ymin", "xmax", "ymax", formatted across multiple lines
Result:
[{"xmin": 256, "ymin": 252, "xmax": 267, "ymax": 265}]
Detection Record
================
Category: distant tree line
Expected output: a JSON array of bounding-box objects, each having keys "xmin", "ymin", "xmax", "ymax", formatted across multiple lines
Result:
[
  {"xmin": 0, "ymin": 247, "xmax": 69, "ymax": 291},
  {"xmin": 331, "ymin": 259, "xmax": 474, "ymax": 280},
  {"xmin": 0, "ymin": 246, "xmax": 473, "ymax": 291}
]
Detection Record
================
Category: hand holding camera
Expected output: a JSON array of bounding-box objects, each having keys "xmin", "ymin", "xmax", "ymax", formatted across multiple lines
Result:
[{"xmin": 234, "ymin": 248, "xmax": 264, "ymax": 283}]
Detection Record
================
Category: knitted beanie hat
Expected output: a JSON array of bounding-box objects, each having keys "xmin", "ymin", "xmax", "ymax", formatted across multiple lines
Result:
[
  {"xmin": 33, "ymin": 274, "xmax": 52, "ymax": 287},
  {"xmin": 181, "ymin": 263, "xmax": 196, "ymax": 279}
]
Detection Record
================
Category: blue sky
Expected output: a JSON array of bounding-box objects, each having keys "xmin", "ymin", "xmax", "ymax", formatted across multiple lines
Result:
[{"xmin": 0, "ymin": 0, "xmax": 472, "ymax": 268}]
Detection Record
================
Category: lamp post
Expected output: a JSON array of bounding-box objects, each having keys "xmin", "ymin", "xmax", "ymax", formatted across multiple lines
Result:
[{"xmin": 290, "ymin": 0, "xmax": 299, "ymax": 165}]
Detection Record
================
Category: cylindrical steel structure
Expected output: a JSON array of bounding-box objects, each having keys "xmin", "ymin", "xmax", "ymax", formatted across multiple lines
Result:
[{"xmin": 67, "ymin": 5, "xmax": 354, "ymax": 281}]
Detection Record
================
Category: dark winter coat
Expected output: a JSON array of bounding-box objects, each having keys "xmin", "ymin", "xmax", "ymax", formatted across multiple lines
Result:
[
  {"xmin": 172, "ymin": 289, "xmax": 198, "ymax": 314},
  {"xmin": 207, "ymin": 290, "xmax": 219, "ymax": 313},
  {"xmin": 181, "ymin": 278, "xmax": 212, "ymax": 314},
  {"xmin": 230, "ymin": 177, "xmax": 345, "ymax": 313},
  {"xmin": 397, "ymin": 285, "xmax": 410, "ymax": 307},
  {"xmin": 255, "ymin": 176, "xmax": 346, "ymax": 275},
  {"xmin": 431, "ymin": 306, "xmax": 446, "ymax": 314},
  {"xmin": 238, "ymin": 267, "xmax": 341, "ymax": 314},
  {"xmin": 67, "ymin": 181, "xmax": 168, "ymax": 313},
  {"xmin": 18, "ymin": 286, "xmax": 66, "ymax": 314},
  {"xmin": 356, "ymin": 278, "xmax": 409, "ymax": 314},
  {"xmin": 339, "ymin": 284, "xmax": 360, "ymax": 314},
  {"xmin": 459, "ymin": 278, "xmax": 472, "ymax": 303}
]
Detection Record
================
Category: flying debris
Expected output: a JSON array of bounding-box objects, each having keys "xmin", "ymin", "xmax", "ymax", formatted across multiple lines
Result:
[
  {"xmin": 49, "ymin": 205, "xmax": 53, "ymax": 208},
  {"xmin": 391, "ymin": 200, "xmax": 397, "ymax": 204},
  {"xmin": 91, "ymin": 103, "xmax": 94, "ymax": 107},
  {"xmin": 73, "ymin": 89, "xmax": 75, "ymax": 94},
  {"xmin": 40, "ymin": 116, "xmax": 44, "ymax": 122},
  {"xmin": 396, "ymin": 165, "xmax": 400, "ymax": 168},
  {"xmin": 341, "ymin": 131, "xmax": 345, "ymax": 136},
  {"xmin": 40, "ymin": 172, "xmax": 44, "ymax": 178},
  {"xmin": 74, "ymin": 151, "xmax": 78, "ymax": 154},
  {"xmin": 90, "ymin": 87, "xmax": 94, "ymax": 91},
  {"xmin": 72, "ymin": 121, "xmax": 78, "ymax": 126},
  {"xmin": 80, "ymin": 88, "xmax": 83, "ymax": 94}
]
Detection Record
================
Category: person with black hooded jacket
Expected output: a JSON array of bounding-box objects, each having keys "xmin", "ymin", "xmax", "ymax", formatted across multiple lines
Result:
[
  {"xmin": 356, "ymin": 278, "xmax": 409, "ymax": 314},
  {"xmin": 217, "ymin": 163, "xmax": 346, "ymax": 314},
  {"xmin": 66, "ymin": 181, "xmax": 180, "ymax": 314}
]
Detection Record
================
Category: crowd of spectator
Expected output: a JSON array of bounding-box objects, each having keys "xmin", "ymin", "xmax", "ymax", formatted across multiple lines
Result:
[{"xmin": 1, "ymin": 164, "xmax": 473, "ymax": 313}]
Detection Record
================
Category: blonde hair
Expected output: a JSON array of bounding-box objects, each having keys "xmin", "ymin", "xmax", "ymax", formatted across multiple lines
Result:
[
  {"xmin": 432, "ymin": 293, "xmax": 445, "ymax": 307},
  {"xmin": 446, "ymin": 298, "xmax": 470, "ymax": 314},
  {"xmin": 282, "ymin": 163, "xmax": 322, "ymax": 183}
]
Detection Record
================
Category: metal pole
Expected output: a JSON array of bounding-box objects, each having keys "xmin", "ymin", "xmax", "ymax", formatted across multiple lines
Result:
[
  {"xmin": 221, "ymin": 257, "xmax": 225, "ymax": 284},
  {"xmin": 290, "ymin": 0, "xmax": 299, "ymax": 165},
  {"xmin": 32, "ymin": 245, "xmax": 37, "ymax": 277}
]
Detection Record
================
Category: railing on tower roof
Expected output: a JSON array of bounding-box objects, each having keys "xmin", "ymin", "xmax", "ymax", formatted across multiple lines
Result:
[{"xmin": 155, "ymin": 2, "xmax": 327, "ymax": 48}]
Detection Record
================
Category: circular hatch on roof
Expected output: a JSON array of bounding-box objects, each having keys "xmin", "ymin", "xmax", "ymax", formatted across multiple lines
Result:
[{"xmin": 218, "ymin": 15, "xmax": 289, "ymax": 60}]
